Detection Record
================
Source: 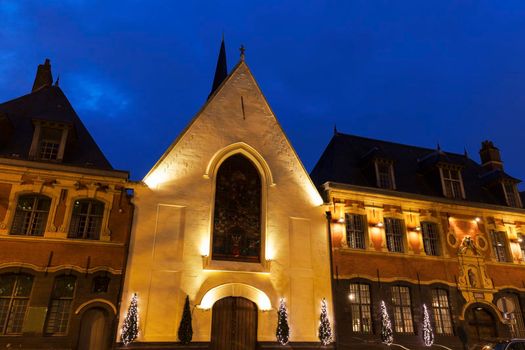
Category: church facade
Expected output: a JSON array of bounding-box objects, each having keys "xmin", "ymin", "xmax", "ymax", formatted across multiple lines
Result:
[{"xmin": 117, "ymin": 43, "xmax": 333, "ymax": 349}]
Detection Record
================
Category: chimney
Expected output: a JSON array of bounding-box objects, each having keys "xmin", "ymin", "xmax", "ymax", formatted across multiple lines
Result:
[
  {"xmin": 32, "ymin": 58, "xmax": 53, "ymax": 92},
  {"xmin": 479, "ymin": 140, "xmax": 503, "ymax": 172}
]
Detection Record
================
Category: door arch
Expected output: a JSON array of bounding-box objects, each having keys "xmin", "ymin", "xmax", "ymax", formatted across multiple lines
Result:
[
  {"xmin": 466, "ymin": 304, "xmax": 498, "ymax": 342},
  {"xmin": 77, "ymin": 307, "xmax": 110, "ymax": 350},
  {"xmin": 210, "ymin": 297, "xmax": 257, "ymax": 350}
]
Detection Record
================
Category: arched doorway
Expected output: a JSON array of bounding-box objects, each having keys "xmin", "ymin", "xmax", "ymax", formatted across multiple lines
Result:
[
  {"xmin": 77, "ymin": 308, "xmax": 111, "ymax": 350},
  {"xmin": 210, "ymin": 297, "xmax": 258, "ymax": 350},
  {"xmin": 466, "ymin": 304, "xmax": 498, "ymax": 342}
]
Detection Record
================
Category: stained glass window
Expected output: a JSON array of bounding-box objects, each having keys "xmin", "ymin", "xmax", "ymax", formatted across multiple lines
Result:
[{"xmin": 212, "ymin": 154, "xmax": 261, "ymax": 262}]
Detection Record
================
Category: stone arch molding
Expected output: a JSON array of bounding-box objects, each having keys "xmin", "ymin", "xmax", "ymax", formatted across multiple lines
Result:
[
  {"xmin": 204, "ymin": 142, "xmax": 275, "ymax": 187},
  {"xmin": 197, "ymin": 283, "xmax": 272, "ymax": 311}
]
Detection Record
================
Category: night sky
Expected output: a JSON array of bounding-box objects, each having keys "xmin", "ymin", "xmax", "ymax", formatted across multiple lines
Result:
[{"xmin": 2, "ymin": 1, "xmax": 525, "ymax": 189}]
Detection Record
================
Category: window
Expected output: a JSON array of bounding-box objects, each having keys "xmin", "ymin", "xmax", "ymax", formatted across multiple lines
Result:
[
  {"xmin": 0, "ymin": 274, "xmax": 33, "ymax": 335},
  {"xmin": 503, "ymin": 294, "xmax": 525, "ymax": 337},
  {"xmin": 519, "ymin": 234, "xmax": 525, "ymax": 262},
  {"xmin": 68, "ymin": 199, "xmax": 104, "ymax": 240},
  {"xmin": 38, "ymin": 127, "xmax": 62, "ymax": 160},
  {"xmin": 431, "ymin": 288, "xmax": 453, "ymax": 335},
  {"xmin": 385, "ymin": 218, "xmax": 404, "ymax": 253},
  {"xmin": 503, "ymin": 182, "xmax": 521, "ymax": 208},
  {"xmin": 490, "ymin": 230, "xmax": 509, "ymax": 262},
  {"xmin": 10, "ymin": 195, "xmax": 51, "ymax": 236},
  {"xmin": 345, "ymin": 214, "xmax": 366, "ymax": 249},
  {"xmin": 440, "ymin": 168, "xmax": 464, "ymax": 199},
  {"xmin": 45, "ymin": 275, "xmax": 76, "ymax": 334},
  {"xmin": 375, "ymin": 161, "xmax": 395, "ymax": 190},
  {"xmin": 348, "ymin": 283, "xmax": 372, "ymax": 333},
  {"xmin": 422, "ymin": 222, "xmax": 440, "ymax": 256},
  {"xmin": 92, "ymin": 276, "xmax": 110, "ymax": 293},
  {"xmin": 212, "ymin": 154, "xmax": 262, "ymax": 262},
  {"xmin": 391, "ymin": 285, "xmax": 414, "ymax": 333}
]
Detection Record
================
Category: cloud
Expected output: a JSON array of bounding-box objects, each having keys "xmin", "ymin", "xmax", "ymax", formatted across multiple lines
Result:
[{"xmin": 66, "ymin": 73, "xmax": 130, "ymax": 118}]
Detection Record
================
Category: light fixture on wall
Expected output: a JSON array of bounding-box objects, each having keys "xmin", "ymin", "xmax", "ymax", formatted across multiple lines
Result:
[
  {"xmin": 376, "ymin": 222, "xmax": 384, "ymax": 228},
  {"xmin": 475, "ymin": 217, "xmax": 481, "ymax": 223},
  {"xmin": 415, "ymin": 226, "xmax": 421, "ymax": 231},
  {"xmin": 337, "ymin": 216, "xmax": 345, "ymax": 224}
]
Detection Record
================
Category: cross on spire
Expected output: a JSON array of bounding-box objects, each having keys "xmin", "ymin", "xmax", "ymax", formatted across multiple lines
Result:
[{"xmin": 239, "ymin": 44, "xmax": 245, "ymax": 61}]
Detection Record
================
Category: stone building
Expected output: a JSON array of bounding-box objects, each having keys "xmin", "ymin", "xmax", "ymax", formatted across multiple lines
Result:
[
  {"xmin": 117, "ymin": 41, "xmax": 333, "ymax": 349},
  {"xmin": 0, "ymin": 59, "xmax": 134, "ymax": 349},
  {"xmin": 311, "ymin": 132, "xmax": 525, "ymax": 349}
]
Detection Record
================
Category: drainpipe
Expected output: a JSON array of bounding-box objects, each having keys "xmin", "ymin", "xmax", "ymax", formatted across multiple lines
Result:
[{"xmin": 325, "ymin": 210, "xmax": 338, "ymax": 350}]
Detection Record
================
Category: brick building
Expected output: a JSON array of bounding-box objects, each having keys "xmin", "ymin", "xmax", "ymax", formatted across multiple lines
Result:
[
  {"xmin": 0, "ymin": 60, "xmax": 134, "ymax": 349},
  {"xmin": 312, "ymin": 132, "xmax": 525, "ymax": 349}
]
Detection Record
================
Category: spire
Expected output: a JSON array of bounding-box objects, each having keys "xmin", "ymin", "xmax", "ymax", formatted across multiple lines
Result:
[
  {"xmin": 32, "ymin": 58, "xmax": 53, "ymax": 92},
  {"xmin": 209, "ymin": 37, "xmax": 228, "ymax": 98}
]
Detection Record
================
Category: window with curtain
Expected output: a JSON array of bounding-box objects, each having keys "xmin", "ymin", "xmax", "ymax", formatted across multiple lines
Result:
[
  {"xmin": 391, "ymin": 285, "xmax": 414, "ymax": 333},
  {"xmin": 422, "ymin": 221, "xmax": 440, "ymax": 256},
  {"xmin": 68, "ymin": 199, "xmax": 104, "ymax": 240},
  {"xmin": 45, "ymin": 275, "xmax": 76, "ymax": 334},
  {"xmin": 0, "ymin": 274, "xmax": 33, "ymax": 335},
  {"xmin": 431, "ymin": 288, "xmax": 453, "ymax": 335},
  {"xmin": 10, "ymin": 195, "xmax": 51, "ymax": 236},
  {"xmin": 345, "ymin": 214, "xmax": 366, "ymax": 249},
  {"xmin": 348, "ymin": 283, "xmax": 372, "ymax": 333}
]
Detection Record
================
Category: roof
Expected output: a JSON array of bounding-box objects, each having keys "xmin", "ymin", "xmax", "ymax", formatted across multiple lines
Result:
[
  {"xmin": 310, "ymin": 132, "xmax": 521, "ymax": 206},
  {"xmin": 0, "ymin": 85, "xmax": 113, "ymax": 170}
]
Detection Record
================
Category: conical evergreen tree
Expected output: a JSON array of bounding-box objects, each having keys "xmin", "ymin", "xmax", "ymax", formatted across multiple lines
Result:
[
  {"xmin": 121, "ymin": 293, "xmax": 139, "ymax": 345},
  {"xmin": 276, "ymin": 298, "xmax": 290, "ymax": 345},
  {"xmin": 318, "ymin": 298, "xmax": 332, "ymax": 346},
  {"xmin": 422, "ymin": 304, "xmax": 434, "ymax": 347},
  {"xmin": 178, "ymin": 295, "xmax": 193, "ymax": 344},
  {"xmin": 380, "ymin": 300, "xmax": 393, "ymax": 345}
]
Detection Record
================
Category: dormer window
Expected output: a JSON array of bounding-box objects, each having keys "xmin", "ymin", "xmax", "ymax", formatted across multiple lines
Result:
[
  {"xmin": 29, "ymin": 120, "xmax": 70, "ymax": 162},
  {"xmin": 375, "ymin": 160, "xmax": 395, "ymax": 190},
  {"xmin": 439, "ymin": 167, "xmax": 465, "ymax": 199},
  {"xmin": 503, "ymin": 182, "xmax": 522, "ymax": 208}
]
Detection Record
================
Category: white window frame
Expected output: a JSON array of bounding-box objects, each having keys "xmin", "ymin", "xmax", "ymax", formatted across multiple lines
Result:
[
  {"xmin": 502, "ymin": 182, "xmax": 522, "ymax": 208},
  {"xmin": 439, "ymin": 167, "xmax": 465, "ymax": 199},
  {"xmin": 28, "ymin": 121, "xmax": 69, "ymax": 162},
  {"xmin": 374, "ymin": 160, "xmax": 396, "ymax": 190}
]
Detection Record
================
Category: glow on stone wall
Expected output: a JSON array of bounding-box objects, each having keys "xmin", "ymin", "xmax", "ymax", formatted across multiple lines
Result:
[{"xmin": 197, "ymin": 283, "xmax": 272, "ymax": 311}]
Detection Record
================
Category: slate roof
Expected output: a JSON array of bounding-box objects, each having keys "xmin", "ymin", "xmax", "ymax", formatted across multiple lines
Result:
[
  {"xmin": 0, "ymin": 85, "xmax": 113, "ymax": 170},
  {"xmin": 310, "ymin": 132, "xmax": 521, "ymax": 207}
]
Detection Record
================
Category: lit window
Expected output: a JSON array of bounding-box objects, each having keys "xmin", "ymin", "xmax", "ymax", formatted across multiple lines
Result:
[
  {"xmin": 385, "ymin": 218, "xmax": 404, "ymax": 253},
  {"xmin": 440, "ymin": 168, "xmax": 464, "ymax": 199},
  {"xmin": 431, "ymin": 289, "xmax": 453, "ymax": 335},
  {"xmin": 391, "ymin": 285, "xmax": 414, "ymax": 333},
  {"xmin": 10, "ymin": 195, "xmax": 51, "ymax": 236},
  {"xmin": 490, "ymin": 230, "xmax": 509, "ymax": 262},
  {"xmin": 503, "ymin": 182, "xmax": 521, "ymax": 208},
  {"xmin": 422, "ymin": 222, "xmax": 440, "ymax": 256},
  {"xmin": 501, "ymin": 295, "xmax": 525, "ymax": 337},
  {"xmin": 349, "ymin": 283, "xmax": 372, "ymax": 333},
  {"xmin": 345, "ymin": 214, "xmax": 366, "ymax": 249},
  {"xmin": 45, "ymin": 275, "xmax": 76, "ymax": 334},
  {"xmin": 68, "ymin": 199, "xmax": 104, "ymax": 240},
  {"xmin": 0, "ymin": 274, "xmax": 33, "ymax": 335},
  {"xmin": 519, "ymin": 234, "xmax": 525, "ymax": 262},
  {"xmin": 375, "ymin": 161, "xmax": 395, "ymax": 189},
  {"xmin": 38, "ymin": 127, "xmax": 62, "ymax": 160}
]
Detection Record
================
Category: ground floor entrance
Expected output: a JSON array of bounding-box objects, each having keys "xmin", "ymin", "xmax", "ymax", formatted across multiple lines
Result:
[{"xmin": 210, "ymin": 296, "xmax": 258, "ymax": 350}]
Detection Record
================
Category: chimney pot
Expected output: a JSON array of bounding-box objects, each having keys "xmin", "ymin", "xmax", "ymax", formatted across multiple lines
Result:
[{"xmin": 479, "ymin": 140, "xmax": 503, "ymax": 172}]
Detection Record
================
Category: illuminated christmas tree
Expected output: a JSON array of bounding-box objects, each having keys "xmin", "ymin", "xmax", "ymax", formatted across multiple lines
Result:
[
  {"xmin": 318, "ymin": 298, "xmax": 332, "ymax": 346},
  {"xmin": 121, "ymin": 293, "xmax": 139, "ymax": 345},
  {"xmin": 276, "ymin": 298, "xmax": 290, "ymax": 345},
  {"xmin": 380, "ymin": 300, "xmax": 393, "ymax": 345},
  {"xmin": 422, "ymin": 304, "xmax": 434, "ymax": 347},
  {"xmin": 178, "ymin": 295, "xmax": 193, "ymax": 344}
]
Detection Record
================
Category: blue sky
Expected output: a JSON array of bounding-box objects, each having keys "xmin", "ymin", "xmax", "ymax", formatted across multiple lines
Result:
[{"xmin": 1, "ymin": 1, "xmax": 525, "ymax": 188}]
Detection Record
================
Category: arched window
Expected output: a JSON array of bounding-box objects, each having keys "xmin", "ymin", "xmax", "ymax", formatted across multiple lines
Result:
[
  {"xmin": 0, "ymin": 274, "xmax": 33, "ymax": 334},
  {"xmin": 68, "ymin": 199, "xmax": 104, "ymax": 240},
  {"xmin": 45, "ymin": 275, "xmax": 76, "ymax": 334},
  {"xmin": 212, "ymin": 154, "xmax": 261, "ymax": 262},
  {"xmin": 10, "ymin": 194, "xmax": 51, "ymax": 236}
]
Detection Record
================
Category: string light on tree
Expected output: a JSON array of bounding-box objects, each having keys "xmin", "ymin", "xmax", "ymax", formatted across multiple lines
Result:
[
  {"xmin": 121, "ymin": 293, "xmax": 139, "ymax": 345},
  {"xmin": 276, "ymin": 298, "xmax": 290, "ymax": 345},
  {"xmin": 422, "ymin": 304, "xmax": 434, "ymax": 347},
  {"xmin": 380, "ymin": 300, "xmax": 393, "ymax": 345},
  {"xmin": 318, "ymin": 298, "xmax": 332, "ymax": 346}
]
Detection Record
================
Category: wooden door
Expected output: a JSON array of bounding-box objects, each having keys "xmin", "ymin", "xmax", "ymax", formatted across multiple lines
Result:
[
  {"xmin": 77, "ymin": 308, "xmax": 110, "ymax": 350},
  {"xmin": 210, "ymin": 297, "xmax": 257, "ymax": 350}
]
